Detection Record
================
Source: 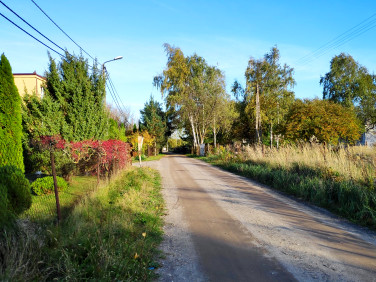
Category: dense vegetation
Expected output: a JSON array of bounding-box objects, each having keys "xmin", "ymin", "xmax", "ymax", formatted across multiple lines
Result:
[
  {"xmin": 0, "ymin": 54, "xmax": 24, "ymax": 171},
  {"xmin": 1, "ymin": 167, "xmax": 164, "ymax": 281},
  {"xmin": 155, "ymin": 45, "xmax": 375, "ymax": 148},
  {"xmin": 0, "ymin": 165, "xmax": 31, "ymax": 227},
  {"xmin": 1, "ymin": 52, "xmax": 164, "ymax": 281}
]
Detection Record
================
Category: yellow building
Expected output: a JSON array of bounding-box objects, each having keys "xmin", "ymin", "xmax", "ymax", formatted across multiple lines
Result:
[{"xmin": 13, "ymin": 71, "xmax": 46, "ymax": 98}]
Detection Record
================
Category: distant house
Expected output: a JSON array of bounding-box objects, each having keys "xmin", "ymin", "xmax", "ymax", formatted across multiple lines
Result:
[
  {"xmin": 359, "ymin": 126, "xmax": 376, "ymax": 147},
  {"xmin": 13, "ymin": 71, "xmax": 46, "ymax": 98}
]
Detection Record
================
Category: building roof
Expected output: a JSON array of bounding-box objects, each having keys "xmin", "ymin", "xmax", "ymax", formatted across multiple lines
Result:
[{"xmin": 13, "ymin": 71, "xmax": 46, "ymax": 80}]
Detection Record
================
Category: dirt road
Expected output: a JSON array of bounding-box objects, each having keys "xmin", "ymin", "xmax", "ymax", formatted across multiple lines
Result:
[{"xmin": 146, "ymin": 154, "xmax": 376, "ymax": 281}]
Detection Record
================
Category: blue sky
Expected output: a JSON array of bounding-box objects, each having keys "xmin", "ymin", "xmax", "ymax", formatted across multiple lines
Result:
[{"xmin": 1, "ymin": 0, "xmax": 376, "ymax": 119}]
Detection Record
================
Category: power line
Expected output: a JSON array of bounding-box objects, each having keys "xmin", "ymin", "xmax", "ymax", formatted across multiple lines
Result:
[
  {"xmin": 105, "ymin": 69, "xmax": 126, "ymax": 117},
  {"xmin": 106, "ymin": 69, "xmax": 128, "ymax": 112},
  {"xmin": 296, "ymin": 13, "xmax": 376, "ymax": 66},
  {"xmin": 0, "ymin": 0, "xmax": 65, "ymax": 53},
  {"xmin": 30, "ymin": 0, "xmax": 95, "ymax": 61},
  {"xmin": 296, "ymin": 13, "xmax": 376, "ymax": 64},
  {"xmin": 2, "ymin": 0, "xmax": 126, "ymax": 116},
  {"xmin": 105, "ymin": 79, "xmax": 126, "ymax": 119},
  {"xmin": 0, "ymin": 11, "xmax": 64, "ymax": 57},
  {"xmin": 105, "ymin": 69, "xmax": 130, "ymax": 124}
]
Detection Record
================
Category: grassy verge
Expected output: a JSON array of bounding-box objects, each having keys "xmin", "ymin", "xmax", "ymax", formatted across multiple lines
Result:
[
  {"xmin": 133, "ymin": 154, "xmax": 165, "ymax": 162},
  {"xmin": 195, "ymin": 147, "xmax": 376, "ymax": 229},
  {"xmin": 1, "ymin": 167, "xmax": 164, "ymax": 281}
]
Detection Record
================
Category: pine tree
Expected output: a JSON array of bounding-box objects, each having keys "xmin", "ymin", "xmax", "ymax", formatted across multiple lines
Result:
[
  {"xmin": 0, "ymin": 53, "xmax": 24, "ymax": 171},
  {"xmin": 140, "ymin": 96, "xmax": 167, "ymax": 152}
]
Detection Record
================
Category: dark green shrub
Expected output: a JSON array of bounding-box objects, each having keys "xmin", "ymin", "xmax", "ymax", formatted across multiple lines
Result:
[
  {"xmin": 31, "ymin": 176, "xmax": 68, "ymax": 196},
  {"xmin": 0, "ymin": 166, "xmax": 31, "ymax": 222},
  {"xmin": 0, "ymin": 183, "xmax": 13, "ymax": 227}
]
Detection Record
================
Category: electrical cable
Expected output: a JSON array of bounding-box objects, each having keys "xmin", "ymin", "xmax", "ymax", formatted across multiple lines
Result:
[
  {"xmin": 30, "ymin": 0, "xmax": 95, "ymax": 61},
  {"xmin": 2, "ymin": 0, "xmax": 126, "ymax": 116},
  {"xmin": 0, "ymin": 11, "xmax": 64, "ymax": 57},
  {"xmin": 0, "ymin": 0, "xmax": 65, "ymax": 53},
  {"xmin": 105, "ymin": 69, "xmax": 126, "ymax": 117},
  {"xmin": 106, "ymin": 69, "xmax": 128, "ymax": 113},
  {"xmin": 105, "ymin": 79, "xmax": 127, "ymax": 122},
  {"xmin": 296, "ymin": 13, "xmax": 376, "ymax": 64},
  {"xmin": 296, "ymin": 13, "xmax": 376, "ymax": 66},
  {"xmin": 299, "ymin": 20, "xmax": 376, "ymax": 65}
]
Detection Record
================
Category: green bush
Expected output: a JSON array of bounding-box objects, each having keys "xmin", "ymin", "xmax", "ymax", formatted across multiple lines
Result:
[
  {"xmin": 0, "ymin": 166, "xmax": 31, "ymax": 225},
  {"xmin": 0, "ymin": 183, "xmax": 13, "ymax": 227},
  {"xmin": 0, "ymin": 54, "xmax": 24, "ymax": 172},
  {"xmin": 31, "ymin": 176, "xmax": 68, "ymax": 196}
]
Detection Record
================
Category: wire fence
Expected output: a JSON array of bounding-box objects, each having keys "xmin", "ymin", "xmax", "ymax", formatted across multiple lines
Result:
[{"xmin": 22, "ymin": 177, "xmax": 98, "ymax": 223}]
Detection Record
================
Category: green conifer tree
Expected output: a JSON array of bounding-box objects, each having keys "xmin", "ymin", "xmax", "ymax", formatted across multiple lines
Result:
[
  {"xmin": 0, "ymin": 53, "xmax": 24, "ymax": 171},
  {"xmin": 44, "ymin": 52, "xmax": 108, "ymax": 141}
]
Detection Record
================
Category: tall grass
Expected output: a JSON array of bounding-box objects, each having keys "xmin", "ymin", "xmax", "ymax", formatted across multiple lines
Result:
[
  {"xmin": 0, "ymin": 167, "xmax": 164, "ymax": 281},
  {"xmin": 199, "ymin": 144, "xmax": 376, "ymax": 228},
  {"xmin": 239, "ymin": 144, "xmax": 375, "ymax": 187}
]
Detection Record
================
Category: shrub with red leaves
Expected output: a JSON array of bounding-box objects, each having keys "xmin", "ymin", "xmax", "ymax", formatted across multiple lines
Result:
[
  {"xmin": 37, "ymin": 136, "xmax": 131, "ymax": 177},
  {"xmin": 39, "ymin": 135, "xmax": 66, "ymax": 150},
  {"xmin": 69, "ymin": 139, "xmax": 131, "ymax": 176}
]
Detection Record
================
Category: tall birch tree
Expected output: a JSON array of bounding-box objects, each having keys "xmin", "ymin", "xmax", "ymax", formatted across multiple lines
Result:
[{"xmin": 154, "ymin": 44, "xmax": 228, "ymax": 151}]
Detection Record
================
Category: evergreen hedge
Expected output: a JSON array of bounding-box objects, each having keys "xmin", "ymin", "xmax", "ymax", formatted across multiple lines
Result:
[
  {"xmin": 0, "ymin": 165, "xmax": 31, "ymax": 226},
  {"xmin": 0, "ymin": 53, "xmax": 24, "ymax": 172}
]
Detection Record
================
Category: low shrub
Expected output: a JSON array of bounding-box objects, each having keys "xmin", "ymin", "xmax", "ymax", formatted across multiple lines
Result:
[
  {"xmin": 31, "ymin": 176, "xmax": 69, "ymax": 196},
  {"xmin": 0, "ymin": 166, "xmax": 32, "ymax": 226}
]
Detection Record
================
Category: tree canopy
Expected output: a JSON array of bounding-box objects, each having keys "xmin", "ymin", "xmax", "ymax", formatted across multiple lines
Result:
[
  {"xmin": 321, "ymin": 53, "xmax": 376, "ymax": 129},
  {"xmin": 236, "ymin": 46, "xmax": 295, "ymax": 145},
  {"xmin": 281, "ymin": 99, "xmax": 363, "ymax": 145},
  {"xmin": 140, "ymin": 96, "xmax": 167, "ymax": 151},
  {"xmin": 22, "ymin": 52, "xmax": 110, "ymax": 173},
  {"xmin": 154, "ymin": 44, "xmax": 232, "ymax": 150}
]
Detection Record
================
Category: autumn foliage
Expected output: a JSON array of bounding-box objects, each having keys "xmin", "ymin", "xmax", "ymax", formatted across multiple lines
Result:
[
  {"xmin": 281, "ymin": 99, "xmax": 363, "ymax": 145},
  {"xmin": 38, "ymin": 135, "xmax": 131, "ymax": 177},
  {"xmin": 70, "ymin": 139, "xmax": 132, "ymax": 176}
]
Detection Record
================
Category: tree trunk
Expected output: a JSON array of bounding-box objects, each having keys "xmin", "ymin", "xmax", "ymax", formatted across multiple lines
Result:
[
  {"xmin": 255, "ymin": 83, "xmax": 262, "ymax": 144},
  {"xmin": 270, "ymin": 122, "xmax": 273, "ymax": 148},
  {"xmin": 276, "ymin": 135, "xmax": 280, "ymax": 149},
  {"xmin": 213, "ymin": 118, "xmax": 217, "ymax": 148},
  {"xmin": 189, "ymin": 115, "xmax": 198, "ymax": 151}
]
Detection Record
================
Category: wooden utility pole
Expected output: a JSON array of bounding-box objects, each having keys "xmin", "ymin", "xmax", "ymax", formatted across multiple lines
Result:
[{"xmin": 50, "ymin": 150, "xmax": 61, "ymax": 223}]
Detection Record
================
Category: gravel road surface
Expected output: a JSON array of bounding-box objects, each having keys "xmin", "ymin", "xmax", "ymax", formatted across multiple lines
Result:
[{"xmin": 143, "ymin": 154, "xmax": 376, "ymax": 282}]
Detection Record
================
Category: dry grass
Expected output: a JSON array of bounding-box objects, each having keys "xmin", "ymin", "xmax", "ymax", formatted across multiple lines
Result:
[{"xmin": 239, "ymin": 144, "xmax": 376, "ymax": 187}]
